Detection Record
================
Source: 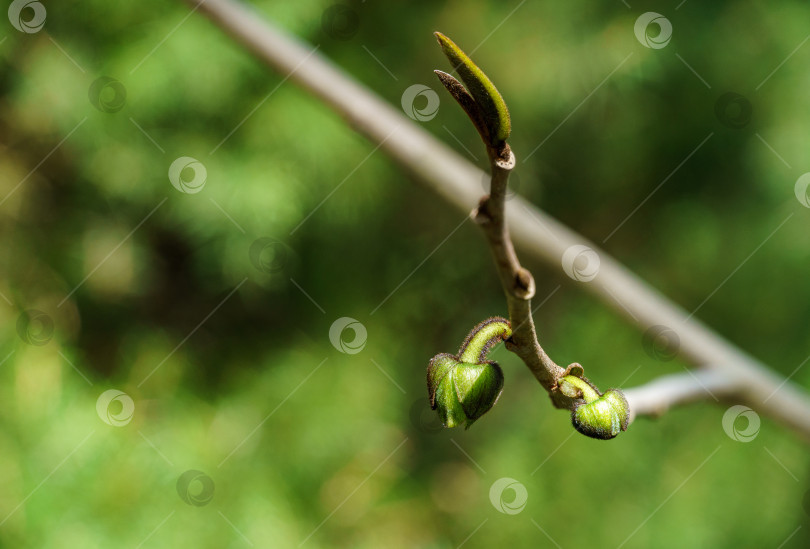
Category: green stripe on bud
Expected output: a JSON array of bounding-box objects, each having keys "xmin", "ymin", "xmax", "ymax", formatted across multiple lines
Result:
[
  {"xmin": 429, "ymin": 354, "xmax": 469, "ymax": 427},
  {"xmin": 427, "ymin": 317, "xmax": 511, "ymax": 429}
]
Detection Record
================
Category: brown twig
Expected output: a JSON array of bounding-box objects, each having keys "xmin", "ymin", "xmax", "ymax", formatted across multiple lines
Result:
[{"xmin": 472, "ymin": 145, "xmax": 570, "ymax": 407}]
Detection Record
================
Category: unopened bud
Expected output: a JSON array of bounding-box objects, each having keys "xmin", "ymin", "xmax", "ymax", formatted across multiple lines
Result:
[
  {"xmin": 559, "ymin": 375, "xmax": 629, "ymax": 440},
  {"xmin": 427, "ymin": 318, "xmax": 511, "ymax": 429}
]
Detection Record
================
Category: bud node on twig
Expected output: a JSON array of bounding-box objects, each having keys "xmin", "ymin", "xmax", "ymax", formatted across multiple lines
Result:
[
  {"xmin": 472, "ymin": 195, "xmax": 493, "ymax": 225},
  {"xmin": 514, "ymin": 268, "xmax": 535, "ymax": 300}
]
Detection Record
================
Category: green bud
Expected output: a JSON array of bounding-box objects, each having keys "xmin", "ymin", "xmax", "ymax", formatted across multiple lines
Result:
[
  {"xmin": 559, "ymin": 375, "xmax": 629, "ymax": 440},
  {"xmin": 428, "ymin": 354, "xmax": 469, "ymax": 428},
  {"xmin": 427, "ymin": 318, "xmax": 511, "ymax": 429},
  {"xmin": 434, "ymin": 31, "xmax": 512, "ymax": 146}
]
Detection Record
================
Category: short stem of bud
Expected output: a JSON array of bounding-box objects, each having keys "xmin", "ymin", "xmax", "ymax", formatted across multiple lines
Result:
[
  {"xmin": 458, "ymin": 318, "xmax": 512, "ymax": 364},
  {"xmin": 559, "ymin": 375, "xmax": 600, "ymax": 403}
]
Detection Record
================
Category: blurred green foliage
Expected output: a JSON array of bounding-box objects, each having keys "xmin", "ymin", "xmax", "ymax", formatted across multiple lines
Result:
[{"xmin": 1, "ymin": 0, "xmax": 809, "ymax": 547}]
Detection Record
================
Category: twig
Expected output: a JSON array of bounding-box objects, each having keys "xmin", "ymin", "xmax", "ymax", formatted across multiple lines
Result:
[
  {"xmin": 183, "ymin": 0, "xmax": 810, "ymax": 441},
  {"xmin": 474, "ymin": 148, "xmax": 564, "ymax": 390},
  {"xmin": 472, "ymin": 145, "xmax": 577, "ymax": 412}
]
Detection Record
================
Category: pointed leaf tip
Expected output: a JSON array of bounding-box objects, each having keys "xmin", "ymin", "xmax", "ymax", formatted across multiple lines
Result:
[
  {"xmin": 433, "ymin": 31, "xmax": 511, "ymax": 144},
  {"xmin": 434, "ymin": 70, "xmax": 492, "ymax": 144}
]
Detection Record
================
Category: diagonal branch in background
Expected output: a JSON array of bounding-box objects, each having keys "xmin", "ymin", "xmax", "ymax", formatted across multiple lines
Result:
[{"xmin": 183, "ymin": 0, "xmax": 810, "ymax": 442}]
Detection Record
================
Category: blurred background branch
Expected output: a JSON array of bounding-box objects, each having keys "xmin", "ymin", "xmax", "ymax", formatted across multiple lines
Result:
[
  {"xmin": 624, "ymin": 370, "xmax": 738, "ymax": 421},
  {"xmin": 185, "ymin": 0, "xmax": 810, "ymax": 440}
]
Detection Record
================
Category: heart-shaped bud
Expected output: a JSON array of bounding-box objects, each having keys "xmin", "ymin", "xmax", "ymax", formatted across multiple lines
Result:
[
  {"xmin": 572, "ymin": 389, "xmax": 629, "ymax": 440},
  {"xmin": 427, "ymin": 318, "xmax": 511, "ymax": 429},
  {"xmin": 559, "ymin": 375, "xmax": 630, "ymax": 440},
  {"xmin": 428, "ymin": 356, "xmax": 504, "ymax": 428}
]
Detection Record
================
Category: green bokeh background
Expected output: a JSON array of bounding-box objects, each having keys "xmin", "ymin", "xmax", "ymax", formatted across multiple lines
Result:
[{"xmin": 1, "ymin": 0, "xmax": 809, "ymax": 547}]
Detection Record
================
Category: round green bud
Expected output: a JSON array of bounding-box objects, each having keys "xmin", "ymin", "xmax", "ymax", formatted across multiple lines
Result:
[{"xmin": 571, "ymin": 388, "xmax": 629, "ymax": 440}]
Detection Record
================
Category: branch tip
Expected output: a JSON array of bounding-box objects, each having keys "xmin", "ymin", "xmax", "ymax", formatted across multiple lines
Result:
[
  {"xmin": 493, "ymin": 145, "xmax": 515, "ymax": 170},
  {"xmin": 433, "ymin": 31, "xmax": 511, "ymax": 144}
]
